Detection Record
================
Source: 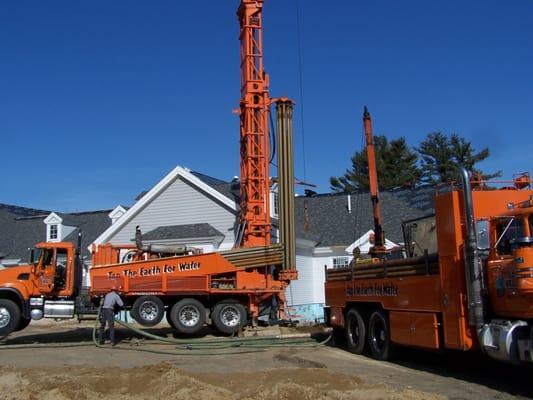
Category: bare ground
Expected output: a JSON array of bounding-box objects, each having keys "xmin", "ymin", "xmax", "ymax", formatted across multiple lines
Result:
[{"xmin": 0, "ymin": 320, "xmax": 531, "ymax": 400}]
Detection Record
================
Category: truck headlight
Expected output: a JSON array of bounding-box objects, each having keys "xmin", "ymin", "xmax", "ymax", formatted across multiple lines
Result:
[{"xmin": 30, "ymin": 297, "xmax": 44, "ymax": 306}]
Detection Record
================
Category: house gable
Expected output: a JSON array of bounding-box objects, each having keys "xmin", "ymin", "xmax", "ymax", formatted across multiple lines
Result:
[
  {"xmin": 92, "ymin": 166, "xmax": 238, "ymax": 250},
  {"xmin": 345, "ymin": 229, "xmax": 398, "ymax": 255}
]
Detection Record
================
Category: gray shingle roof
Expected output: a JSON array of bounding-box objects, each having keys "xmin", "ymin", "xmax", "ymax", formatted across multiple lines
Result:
[
  {"xmin": 188, "ymin": 172, "xmax": 436, "ymax": 248},
  {"xmin": 293, "ymin": 187, "xmax": 435, "ymax": 247},
  {"xmin": 0, "ymin": 204, "xmax": 112, "ymax": 261},
  {"xmin": 0, "ymin": 213, "xmax": 46, "ymax": 262},
  {"xmin": 142, "ymin": 223, "xmax": 225, "ymax": 241},
  {"xmin": 0, "ymin": 204, "xmax": 50, "ymax": 217},
  {"xmin": 191, "ymin": 171, "xmax": 239, "ymax": 203},
  {"xmin": 62, "ymin": 210, "xmax": 114, "ymax": 258},
  {"xmin": 0, "ymin": 204, "xmax": 50, "ymax": 261}
]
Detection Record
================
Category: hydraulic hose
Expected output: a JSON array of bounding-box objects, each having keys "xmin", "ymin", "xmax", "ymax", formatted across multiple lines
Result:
[
  {"xmin": 112, "ymin": 318, "xmax": 330, "ymax": 350},
  {"xmin": 2, "ymin": 302, "xmax": 330, "ymax": 355},
  {"xmin": 92, "ymin": 300, "xmax": 265, "ymax": 355}
]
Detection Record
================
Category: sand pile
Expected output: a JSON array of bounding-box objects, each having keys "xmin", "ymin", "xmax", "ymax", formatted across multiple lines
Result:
[{"xmin": 0, "ymin": 363, "xmax": 444, "ymax": 400}]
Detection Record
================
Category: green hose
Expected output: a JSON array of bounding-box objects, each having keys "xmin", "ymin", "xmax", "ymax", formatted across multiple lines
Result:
[
  {"xmin": 109, "ymin": 315, "xmax": 331, "ymax": 352},
  {"xmin": 1, "ymin": 303, "xmax": 330, "ymax": 355},
  {"xmin": 92, "ymin": 302, "xmax": 267, "ymax": 355}
]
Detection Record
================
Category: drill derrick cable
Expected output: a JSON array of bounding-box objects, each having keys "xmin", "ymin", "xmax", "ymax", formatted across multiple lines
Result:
[{"xmin": 295, "ymin": 0, "xmax": 307, "ymax": 185}]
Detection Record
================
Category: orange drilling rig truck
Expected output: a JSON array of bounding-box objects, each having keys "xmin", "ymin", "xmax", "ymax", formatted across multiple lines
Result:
[
  {"xmin": 0, "ymin": 0, "xmax": 297, "ymax": 338},
  {"xmin": 325, "ymin": 108, "xmax": 533, "ymax": 365}
]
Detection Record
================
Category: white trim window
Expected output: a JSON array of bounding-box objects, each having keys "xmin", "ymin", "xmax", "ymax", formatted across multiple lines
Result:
[
  {"xmin": 49, "ymin": 224, "xmax": 58, "ymax": 241},
  {"xmin": 332, "ymin": 256, "xmax": 350, "ymax": 269}
]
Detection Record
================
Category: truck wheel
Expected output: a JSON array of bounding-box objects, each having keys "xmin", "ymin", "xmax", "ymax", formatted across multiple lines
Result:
[
  {"xmin": 332, "ymin": 327, "xmax": 346, "ymax": 346},
  {"xmin": 15, "ymin": 318, "xmax": 31, "ymax": 332},
  {"xmin": 0, "ymin": 299, "xmax": 21, "ymax": 338},
  {"xmin": 166, "ymin": 309, "xmax": 176, "ymax": 329},
  {"xmin": 131, "ymin": 296, "xmax": 164, "ymax": 327},
  {"xmin": 345, "ymin": 308, "xmax": 366, "ymax": 354},
  {"xmin": 212, "ymin": 300, "xmax": 247, "ymax": 335},
  {"xmin": 368, "ymin": 310, "xmax": 395, "ymax": 361},
  {"xmin": 170, "ymin": 298, "xmax": 206, "ymax": 335}
]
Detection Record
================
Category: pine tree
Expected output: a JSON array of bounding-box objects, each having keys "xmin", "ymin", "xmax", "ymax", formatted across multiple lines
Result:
[
  {"xmin": 417, "ymin": 132, "xmax": 501, "ymax": 184},
  {"xmin": 330, "ymin": 136, "xmax": 421, "ymax": 192}
]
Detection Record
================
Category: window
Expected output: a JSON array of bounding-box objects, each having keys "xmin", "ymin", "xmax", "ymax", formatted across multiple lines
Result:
[
  {"xmin": 55, "ymin": 248, "xmax": 68, "ymax": 288},
  {"xmin": 496, "ymin": 215, "xmax": 533, "ymax": 255},
  {"xmin": 332, "ymin": 256, "xmax": 350, "ymax": 269},
  {"xmin": 271, "ymin": 192, "xmax": 279, "ymax": 217},
  {"xmin": 49, "ymin": 224, "xmax": 58, "ymax": 240}
]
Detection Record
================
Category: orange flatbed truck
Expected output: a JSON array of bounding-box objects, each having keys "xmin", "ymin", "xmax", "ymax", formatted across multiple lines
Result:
[
  {"xmin": 324, "ymin": 109, "xmax": 533, "ymax": 365},
  {"xmin": 0, "ymin": 236, "xmax": 291, "ymax": 337},
  {"xmin": 0, "ymin": 0, "xmax": 298, "ymax": 339}
]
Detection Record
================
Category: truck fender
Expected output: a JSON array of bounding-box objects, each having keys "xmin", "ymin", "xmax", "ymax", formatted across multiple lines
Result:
[{"xmin": 0, "ymin": 288, "xmax": 29, "ymax": 319}]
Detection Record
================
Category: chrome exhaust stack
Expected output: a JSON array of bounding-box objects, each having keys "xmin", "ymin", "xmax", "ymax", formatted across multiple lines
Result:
[{"xmin": 460, "ymin": 167, "xmax": 485, "ymax": 329}]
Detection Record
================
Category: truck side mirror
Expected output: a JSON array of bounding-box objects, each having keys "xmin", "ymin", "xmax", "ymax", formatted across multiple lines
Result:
[{"xmin": 476, "ymin": 220, "xmax": 490, "ymax": 251}]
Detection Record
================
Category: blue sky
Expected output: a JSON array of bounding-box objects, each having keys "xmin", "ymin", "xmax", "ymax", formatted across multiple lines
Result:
[{"xmin": 1, "ymin": 1, "xmax": 532, "ymax": 211}]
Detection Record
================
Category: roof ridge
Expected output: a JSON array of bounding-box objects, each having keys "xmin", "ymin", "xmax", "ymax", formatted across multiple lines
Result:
[{"xmin": 0, "ymin": 203, "xmax": 50, "ymax": 215}]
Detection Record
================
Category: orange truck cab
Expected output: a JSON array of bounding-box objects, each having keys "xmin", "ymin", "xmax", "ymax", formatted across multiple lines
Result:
[{"xmin": 0, "ymin": 240, "xmax": 86, "ymax": 337}]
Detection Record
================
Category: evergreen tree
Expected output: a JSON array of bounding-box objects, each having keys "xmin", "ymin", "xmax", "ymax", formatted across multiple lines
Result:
[
  {"xmin": 330, "ymin": 135, "xmax": 421, "ymax": 192},
  {"xmin": 417, "ymin": 132, "xmax": 501, "ymax": 184}
]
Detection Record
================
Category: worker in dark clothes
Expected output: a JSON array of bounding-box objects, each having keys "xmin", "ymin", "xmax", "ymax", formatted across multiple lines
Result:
[{"xmin": 98, "ymin": 283, "xmax": 124, "ymax": 346}]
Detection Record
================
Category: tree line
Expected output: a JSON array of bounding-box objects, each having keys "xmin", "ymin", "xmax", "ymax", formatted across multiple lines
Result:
[{"xmin": 330, "ymin": 132, "xmax": 501, "ymax": 192}]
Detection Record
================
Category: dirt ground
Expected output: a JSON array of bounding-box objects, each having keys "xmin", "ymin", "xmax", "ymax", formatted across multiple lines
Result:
[{"xmin": 0, "ymin": 320, "xmax": 531, "ymax": 400}]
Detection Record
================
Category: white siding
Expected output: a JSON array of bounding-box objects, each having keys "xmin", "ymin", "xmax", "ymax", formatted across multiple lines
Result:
[
  {"xmin": 286, "ymin": 247, "xmax": 314, "ymax": 306},
  {"xmin": 108, "ymin": 176, "xmax": 236, "ymax": 248},
  {"xmin": 311, "ymin": 255, "xmax": 330, "ymax": 304}
]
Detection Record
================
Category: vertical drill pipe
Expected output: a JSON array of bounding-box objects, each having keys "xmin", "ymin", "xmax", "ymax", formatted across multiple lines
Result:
[
  {"xmin": 363, "ymin": 107, "xmax": 385, "ymax": 251},
  {"xmin": 276, "ymin": 99, "xmax": 296, "ymax": 272}
]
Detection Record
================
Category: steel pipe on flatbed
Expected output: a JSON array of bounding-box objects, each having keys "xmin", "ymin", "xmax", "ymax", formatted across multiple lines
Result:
[
  {"xmin": 221, "ymin": 245, "xmax": 284, "ymax": 269},
  {"xmin": 327, "ymin": 267, "xmax": 440, "ymax": 281},
  {"xmin": 326, "ymin": 253, "xmax": 439, "ymax": 281}
]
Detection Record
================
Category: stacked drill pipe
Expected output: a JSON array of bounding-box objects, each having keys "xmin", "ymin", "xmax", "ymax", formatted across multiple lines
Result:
[
  {"xmin": 275, "ymin": 98, "xmax": 297, "ymax": 275},
  {"xmin": 221, "ymin": 244, "xmax": 284, "ymax": 269},
  {"xmin": 326, "ymin": 253, "xmax": 439, "ymax": 281}
]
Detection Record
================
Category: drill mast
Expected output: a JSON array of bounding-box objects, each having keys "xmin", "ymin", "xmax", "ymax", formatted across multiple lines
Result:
[{"xmin": 237, "ymin": 0, "xmax": 271, "ymax": 247}]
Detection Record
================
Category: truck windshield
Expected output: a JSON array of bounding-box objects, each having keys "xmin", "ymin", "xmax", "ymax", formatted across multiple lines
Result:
[{"xmin": 495, "ymin": 215, "xmax": 533, "ymax": 255}]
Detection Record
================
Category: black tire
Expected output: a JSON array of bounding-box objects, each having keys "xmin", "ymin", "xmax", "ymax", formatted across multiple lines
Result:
[
  {"xmin": 345, "ymin": 308, "xmax": 366, "ymax": 354},
  {"xmin": 170, "ymin": 298, "xmax": 206, "ymax": 335},
  {"xmin": 131, "ymin": 296, "xmax": 164, "ymax": 327},
  {"xmin": 211, "ymin": 300, "xmax": 248, "ymax": 335},
  {"xmin": 332, "ymin": 327, "xmax": 345, "ymax": 346},
  {"xmin": 15, "ymin": 317, "xmax": 31, "ymax": 332},
  {"xmin": 368, "ymin": 310, "xmax": 395, "ymax": 361},
  {"xmin": 0, "ymin": 299, "xmax": 21, "ymax": 338},
  {"xmin": 166, "ymin": 309, "xmax": 176, "ymax": 329}
]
